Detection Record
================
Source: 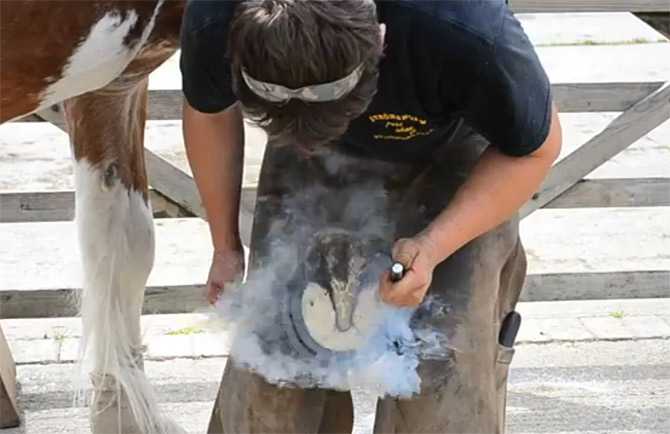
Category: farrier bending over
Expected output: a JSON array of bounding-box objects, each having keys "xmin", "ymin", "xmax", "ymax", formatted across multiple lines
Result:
[{"xmin": 180, "ymin": 0, "xmax": 562, "ymax": 432}]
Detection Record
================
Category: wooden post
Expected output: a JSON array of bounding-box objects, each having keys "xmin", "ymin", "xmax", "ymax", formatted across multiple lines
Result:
[{"xmin": 0, "ymin": 324, "xmax": 20, "ymax": 428}]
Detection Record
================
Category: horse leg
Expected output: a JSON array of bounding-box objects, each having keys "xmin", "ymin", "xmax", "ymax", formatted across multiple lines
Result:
[{"xmin": 63, "ymin": 79, "xmax": 184, "ymax": 434}]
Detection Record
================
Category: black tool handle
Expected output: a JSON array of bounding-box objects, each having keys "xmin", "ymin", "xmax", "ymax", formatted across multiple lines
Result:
[
  {"xmin": 390, "ymin": 262, "xmax": 405, "ymax": 282},
  {"xmin": 498, "ymin": 311, "xmax": 522, "ymax": 347}
]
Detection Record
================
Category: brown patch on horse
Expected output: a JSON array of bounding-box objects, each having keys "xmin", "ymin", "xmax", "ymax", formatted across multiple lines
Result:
[
  {"xmin": 64, "ymin": 1, "xmax": 184, "ymax": 198},
  {"xmin": 0, "ymin": 0, "xmax": 175, "ymax": 123},
  {"xmin": 0, "ymin": 0, "xmax": 89, "ymax": 121},
  {"xmin": 68, "ymin": 1, "xmax": 184, "ymax": 195},
  {"xmin": 64, "ymin": 78, "xmax": 151, "ymax": 199}
]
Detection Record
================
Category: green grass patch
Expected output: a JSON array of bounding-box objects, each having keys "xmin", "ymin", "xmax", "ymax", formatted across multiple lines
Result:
[
  {"xmin": 609, "ymin": 310, "xmax": 625, "ymax": 319},
  {"xmin": 52, "ymin": 328, "xmax": 69, "ymax": 362},
  {"xmin": 166, "ymin": 326, "xmax": 205, "ymax": 336}
]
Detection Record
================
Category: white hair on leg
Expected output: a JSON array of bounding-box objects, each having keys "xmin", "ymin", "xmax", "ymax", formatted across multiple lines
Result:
[{"xmin": 72, "ymin": 158, "xmax": 185, "ymax": 433}]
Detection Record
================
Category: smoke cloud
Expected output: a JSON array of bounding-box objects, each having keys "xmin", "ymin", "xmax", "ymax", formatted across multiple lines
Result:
[{"xmin": 208, "ymin": 154, "xmax": 451, "ymax": 398}]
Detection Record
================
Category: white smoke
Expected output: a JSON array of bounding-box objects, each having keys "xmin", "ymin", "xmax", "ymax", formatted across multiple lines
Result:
[
  {"xmin": 207, "ymin": 154, "xmax": 451, "ymax": 398},
  {"xmin": 212, "ymin": 250, "xmax": 424, "ymax": 398}
]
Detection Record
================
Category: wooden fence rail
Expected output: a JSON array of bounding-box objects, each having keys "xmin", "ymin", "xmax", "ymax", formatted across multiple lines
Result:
[{"xmin": 14, "ymin": 82, "xmax": 669, "ymax": 123}]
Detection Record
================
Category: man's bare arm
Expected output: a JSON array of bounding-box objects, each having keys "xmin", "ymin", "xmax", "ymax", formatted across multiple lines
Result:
[
  {"xmin": 380, "ymin": 105, "xmax": 562, "ymax": 307},
  {"xmin": 422, "ymin": 104, "xmax": 563, "ymax": 264},
  {"xmin": 182, "ymin": 101, "xmax": 245, "ymax": 252}
]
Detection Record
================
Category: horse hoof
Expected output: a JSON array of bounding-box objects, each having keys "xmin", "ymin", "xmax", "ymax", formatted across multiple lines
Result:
[
  {"xmin": 90, "ymin": 377, "xmax": 144, "ymax": 434},
  {"xmin": 89, "ymin": 373, "xmax": 187, "ymax": 434}
]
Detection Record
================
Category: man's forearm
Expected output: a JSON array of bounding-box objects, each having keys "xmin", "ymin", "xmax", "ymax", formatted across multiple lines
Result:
[
  {"xmin": 183, "ymin": 102, "xmax": 245, "ymax": 250},
  {"xmin": 421, "ymin": 106, "xmax": 562, "ymax": 264}
]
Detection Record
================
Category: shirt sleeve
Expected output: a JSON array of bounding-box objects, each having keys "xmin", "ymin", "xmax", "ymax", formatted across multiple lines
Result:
[
  {"xmin": 462, "ymin": 7, "xmax": 553, "ymax": 157},
  {"xmin": 179, "ymin": 18, "xmax": 237, "ymax": 114}
]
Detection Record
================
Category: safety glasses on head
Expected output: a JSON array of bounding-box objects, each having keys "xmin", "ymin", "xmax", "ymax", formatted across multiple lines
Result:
[{"xmin": 241, "ymin": 64, "xmax": 364, "ymax": 103}]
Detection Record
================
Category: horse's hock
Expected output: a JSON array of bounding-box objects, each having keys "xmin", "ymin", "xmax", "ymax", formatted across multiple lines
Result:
[{"xmin": 1, "ymin": 0, "xmax": 669, "ymax": 431}]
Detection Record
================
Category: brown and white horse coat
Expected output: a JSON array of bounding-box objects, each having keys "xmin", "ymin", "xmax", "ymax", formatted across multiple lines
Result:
[{"xmin": 1, "ymin": 1, "xmax": 187, "ymax": 432}]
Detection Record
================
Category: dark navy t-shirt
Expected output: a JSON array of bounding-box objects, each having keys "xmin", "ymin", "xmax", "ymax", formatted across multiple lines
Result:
[{"xmin": 180, "ymin": 0, "xmax": 553, "ymax": 161}]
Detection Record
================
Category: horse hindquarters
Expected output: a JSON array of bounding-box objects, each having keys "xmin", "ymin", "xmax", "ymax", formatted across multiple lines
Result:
[{"xmin": 64, "ymin": 80, "xmax": 183, "ymax": 434}]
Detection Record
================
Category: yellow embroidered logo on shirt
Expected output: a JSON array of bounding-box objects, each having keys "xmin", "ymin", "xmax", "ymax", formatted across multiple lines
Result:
[{"xmin": 369, "ymin": 113, "xmax": 435, "ymax": 140}]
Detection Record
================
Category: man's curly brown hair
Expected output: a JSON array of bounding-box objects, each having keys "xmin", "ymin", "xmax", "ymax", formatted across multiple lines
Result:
[{"xmin": 228, "ymin": 0, "xmax": 384, "ymax": 151}]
